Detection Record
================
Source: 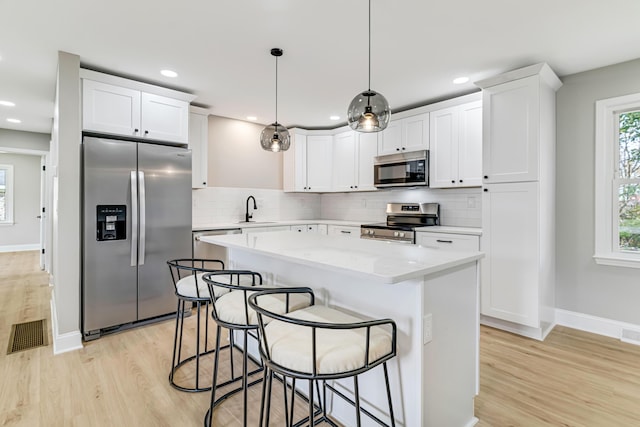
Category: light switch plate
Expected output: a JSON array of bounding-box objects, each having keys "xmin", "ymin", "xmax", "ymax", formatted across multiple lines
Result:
[{"xmin": 423, "ymin": 313, "xmax": 432, "ymax": 344}]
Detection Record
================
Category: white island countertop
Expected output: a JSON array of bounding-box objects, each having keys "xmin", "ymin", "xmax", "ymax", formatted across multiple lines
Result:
[{"xmin": 201, "ymin": 230, "xmax": 483, "ymax": 284}]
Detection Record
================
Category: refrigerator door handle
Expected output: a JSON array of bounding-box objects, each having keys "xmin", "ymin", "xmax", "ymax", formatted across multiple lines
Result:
[
  {"xmin": 138, "ymin": 171, "xmax": 146, "ymax": 266},
  {"xmin": 130, "ymin": 171, "xmax": 138, "ymax": 267}
]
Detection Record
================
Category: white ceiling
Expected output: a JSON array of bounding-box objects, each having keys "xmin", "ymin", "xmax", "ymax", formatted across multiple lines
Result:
[{"xmin": 1, "ymin": 0, "xmax": 640, "ymax": 135}]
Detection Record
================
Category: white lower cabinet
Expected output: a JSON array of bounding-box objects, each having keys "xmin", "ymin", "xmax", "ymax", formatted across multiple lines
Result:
[
  {"xmin": 241, "ymin": 226, "xmax": 291, "ymax": 236},
  {"xmin": 291, "ymin": 224, "xmax": 319, "ymax": 233},
  {"xmin": 416, "ymin": 232, "xmax": 480, "ymax": 251},
  {"xmin": 327, "ymin": 225, "xmax": 360, "ymax": 238},
  {"xmin": 480, "ymin": 181, "xmax": 554, "ymax": 337}
]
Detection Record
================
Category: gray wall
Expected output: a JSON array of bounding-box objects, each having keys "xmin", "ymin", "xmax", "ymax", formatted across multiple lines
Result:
[
  {"xmin": 0, "ymin": 153, "xmax": 41, "ymax": 247},
  {"xmin": 207, "ymin": 115, "xmax": 283, "ymax": 189},
  {"xmin": 556, "ymin": 58, "xmax": 640, "ymax": 324},
  {"xmin": 0, "ymin": 128, "xmax": 50, "ymax": 151}
]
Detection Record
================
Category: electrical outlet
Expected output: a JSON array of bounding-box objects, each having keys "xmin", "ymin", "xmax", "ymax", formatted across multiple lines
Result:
[
  {"xmin": 467, "ymin": 196, "xmax": 477, "ymax": 209},
  {"xmin": 423, "ymin": 313, "xmax": 432, "ymax": 344}
]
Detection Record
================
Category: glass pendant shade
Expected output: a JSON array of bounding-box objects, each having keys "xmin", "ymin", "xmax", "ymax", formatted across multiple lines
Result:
[
  {"xmin": 260, "ymin": 122, "xmax": 290, "ymax": 152},
  {"xmin": 347, "ymin": 90, "xmax": 390, "ymax": 132}
]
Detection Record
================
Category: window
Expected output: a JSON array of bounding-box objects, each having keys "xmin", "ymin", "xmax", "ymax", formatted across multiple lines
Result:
[
  {"xmin": 0, "ymin": 164, "xmax": 13, "ymax": 224},
  {"xmin": 595, "ymin": 93, "xmax": 640, "ymax": 268}
]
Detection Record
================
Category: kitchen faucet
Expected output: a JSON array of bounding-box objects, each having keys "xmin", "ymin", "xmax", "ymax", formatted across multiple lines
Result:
[{"xmin": 245, "ymin": 196, "xmax": 257, "ymax": 222}]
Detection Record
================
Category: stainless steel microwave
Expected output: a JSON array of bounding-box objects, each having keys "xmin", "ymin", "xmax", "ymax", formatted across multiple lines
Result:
[{"xmin": 374, "ymin": 150, "xmax": 429, "ymax": 188}]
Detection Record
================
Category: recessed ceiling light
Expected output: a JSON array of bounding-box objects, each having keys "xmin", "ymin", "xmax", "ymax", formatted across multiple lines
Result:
[
  {"xmin": 453, "ymin": 77, "xmax": 469, "ymax": 85},
  {"xmin": 7, "ymin": 118, "xmax": 21, "ymax": 123},
  {"xmin": 0, "ymin": 100, "xmax": 15, "ymax": 107},
  {"xmin": 330, "ymin": 115, "xmax": 340, "ymax": 121},
  {"xmin": 246, "ymin": 116, "xmax": 257, "ymax": 121},
  {"xmin": 161, "ymin": 69, "xmax": 178, "ymax": 78}
]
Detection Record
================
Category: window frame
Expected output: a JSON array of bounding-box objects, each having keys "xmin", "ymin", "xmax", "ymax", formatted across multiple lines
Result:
[
  {"xmin": 594, "ymin": 92, "xmax": 640, "ymax": 268},
  {"xmin": 0, "ymin": 164, "xmax": 14, "ymax": 225}
]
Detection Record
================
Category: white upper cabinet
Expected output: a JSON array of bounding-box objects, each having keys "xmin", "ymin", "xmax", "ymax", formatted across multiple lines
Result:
[
  {"xmin": 378, "ymin": 112, "xmax": 429, "ymax": 155},
  {"xmin": 283, "ymin": 130, "xmax": 333, "ymax": 192},
  {"xmin": 331, "ymin": 130, "xmax": 378, "ymax": 192},
  {"xmin": 481, "ymin": 76, "xmax": 538, "ymax": 183},
  {"xmin": 83, "ymin": 80, "xmax": 141, "ymax": 137},
  {"xmin": 189, "ymin": 110, "xmax": 208, "ymax": 188},
  {"xmin": 140, "ymin": 93, "xmax": 189, "ymax": 143},
  {"xmin": 81, "ymin": 71, "xmax": 194, "ymax": 145},
  {"xmin": 429, "ymin": 100, "xmax": 482, "ymax": 188}
]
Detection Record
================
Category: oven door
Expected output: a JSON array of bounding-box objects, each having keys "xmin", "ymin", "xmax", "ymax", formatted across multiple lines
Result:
[{"xmin": 374, "ymin": 151, "xmax": 428, "ymax": 187}]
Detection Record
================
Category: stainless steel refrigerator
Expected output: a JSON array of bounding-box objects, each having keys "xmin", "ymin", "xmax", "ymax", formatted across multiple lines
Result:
[{"xmin": 82, "ymin": 136, "xmax": 191, "ymax": 340}]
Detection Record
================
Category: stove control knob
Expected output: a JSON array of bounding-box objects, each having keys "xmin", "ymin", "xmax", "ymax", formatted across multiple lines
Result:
[
  {"xmin": 369, "ymin": 230, "xmax": 375, "ymax": 235},
  {"xmin": 399, "ymin": 232, "xmax": 405, "ymax": 238},
  {"xmin": 394, "ymin": 231, "xmax": 399, "ymax": 237}
]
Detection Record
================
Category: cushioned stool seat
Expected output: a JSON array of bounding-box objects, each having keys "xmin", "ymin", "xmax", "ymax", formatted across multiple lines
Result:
[
  {"xmin": 214, "ymin": 288, "xmax": 310, "ymax": 326},
  {"xmin": 176, "ymin": 272, "xmax": 255, "ymax": 299},
  {"xmin": 249, "ymin": 287, "xmax": 397, "ymax": 427},
  {"xmin": 264, "ymin": 305, "xmax": 393, "ymax": 375}
]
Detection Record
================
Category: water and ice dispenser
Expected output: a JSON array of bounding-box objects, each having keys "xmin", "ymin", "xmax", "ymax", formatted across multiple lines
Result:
[{"xmin": 96, "ymin": 205, "xmax": 126, "ymax": 241}]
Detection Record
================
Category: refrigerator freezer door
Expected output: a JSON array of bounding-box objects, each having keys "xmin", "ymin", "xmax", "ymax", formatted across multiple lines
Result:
[
  {"xmin": 136, "ymin": 143, "xmax": 191, "ymax": 320},
  {"xmin": 83, "ymin": 137, "xmax": 138, "ymax": 333}
]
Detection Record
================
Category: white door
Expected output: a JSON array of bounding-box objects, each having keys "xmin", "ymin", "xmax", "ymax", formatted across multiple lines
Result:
[
  {"xmin": 403, "ymin": 112, "xmax": 430, "ymax": 152},
  {"xmin": 306, "ymin": 135, "xmax": 333, "ymax": 192},
  {"xmin": 481, "ymin": 181, "xmax": 539, "ymax": 327},
  {"xmin": 457, "ymin": 101, "xmax": 483, "ymax": 187},
  {"xmin": 378, "ymin": 120, "xmax": 402, "ymax": 155},
  {"xmin": 482, "ymin": 76, "xmax": 539, "ymax": 183},
  {"xmin": 82, "ymin": 80, "xmax": 141, "ymax": 137},
  {"xmin": 356, "ymin": 133, "xmax": 378, "ymax": 191},
  {"xmin": 332, "ymin": 131, "xmax": 356, "ymax": 191},
  {"xmin": 429, "ymin": 107, "xmax": 458, "ymax": 188},
  {"xmin": 39, "ymin": 155, "xmax": 46, "ymax": 270},
  {"xmin": 140, "ymin": 93, "xmax": 189, "ymax": 144}
]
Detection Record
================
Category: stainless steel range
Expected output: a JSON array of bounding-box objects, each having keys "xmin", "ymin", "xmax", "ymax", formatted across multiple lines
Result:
[{"xmin": 360, "ymin": 202, "xmax": 440, "ymax": 244}]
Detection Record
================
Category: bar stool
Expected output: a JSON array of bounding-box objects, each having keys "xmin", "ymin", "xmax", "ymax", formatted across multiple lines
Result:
[
  {"xmin": 202, "ymin": 271, "xmax": 311, "ymax": 427},
  {"xmin": 248, "ymin": 287, "xmax": 397, "ymax": 427},
  {"xmin": 166, "ymin": 258, "xmax": 229, "ymax": 392}
]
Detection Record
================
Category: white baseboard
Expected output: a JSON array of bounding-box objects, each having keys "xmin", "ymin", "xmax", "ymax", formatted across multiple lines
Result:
[
  {"xmin": 0, "ymin": 243, "xmax": 39, "ymax": 253},
  {"xmin": 50, "ymin": 296, "xmax": 83, "ymax": 355},
  {"xmin": 555, "ymin": 309, "xmax": 640, "ymax": 345}
]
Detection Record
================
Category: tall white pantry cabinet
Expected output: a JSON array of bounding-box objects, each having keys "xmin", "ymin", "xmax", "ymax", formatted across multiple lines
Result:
[{"xmin": 475, "ymin": 63, "xmax": 562, "ymax": 340}]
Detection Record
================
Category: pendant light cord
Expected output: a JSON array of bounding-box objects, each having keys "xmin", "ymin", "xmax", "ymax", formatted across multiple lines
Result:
[
  {"xmin": 275, "ymin": 54, "xmax": 278, "ymax": 126},
  {"xmin": 368, "ymin": 0, "xmax": 371, "ymax": 91}
]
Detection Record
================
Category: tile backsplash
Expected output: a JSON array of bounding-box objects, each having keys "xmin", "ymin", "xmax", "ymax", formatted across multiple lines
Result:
[
  {"xmin": 320, "ymin": 187, "xmax": 482, "ymax": 227},
  {"xmin": 192, "ymin": 187, "xmax": 321, "ymax": 227},
  {"xmin": 193, "ymin": 186, "xmax": 482, "ymax": 228}
]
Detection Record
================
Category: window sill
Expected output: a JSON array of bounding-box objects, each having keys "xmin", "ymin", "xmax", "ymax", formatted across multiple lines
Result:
[{"xmin": 594, "ymin": 254, "xmax": 640, "ymax": 269}]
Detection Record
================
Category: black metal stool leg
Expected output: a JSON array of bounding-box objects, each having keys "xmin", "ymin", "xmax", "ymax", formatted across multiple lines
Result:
[
  {"xmin": 383, "ymin": 362, "xmax": 396, "ymax": 427},
  {"xmin": 195, "ymin": 300, "xmax": 202, "ymax": 390},
  {"xmin": 354, "ymin": 376, "xmax": 362, "ymax": 427},
  {"xmin": 289, "ymin": 378, "xmax": 296, "ymax": 426},
  {"xmin": 308, "ymin": 379, "xmax": 314, "ymax": 427},
  {"xmin": 265, "ymin": 369, "xmax": 274, "ymax": 427},
  {"xmin": 242, "ymin": 330, "xmax": 249, "ymax": 426},
  {"xmin": 205, "ymin": 324, "xmax": 222, "ymax": 427},
  {"xmin": 169, "ymin": 298, "xmax": 181, "ymax": 384},
  {"xmin": 259, "ymin": 366, "xmax": 269, "ymax": 427}
]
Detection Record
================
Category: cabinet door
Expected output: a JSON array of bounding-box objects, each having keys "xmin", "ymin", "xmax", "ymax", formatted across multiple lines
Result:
[
  {"xmin": 356, "ymin": 133, "xmax": 378, "ymax": 191},
  {"xmin": 291, "ymin": 225, "xmax": 306, "ymax": 233},
  {"xmin": 378, "ymin": 120, "xmax": 402, "ymax": 155},
  {"xmin": 429, "ymin": 107, "xmax": 458, "ymax": 188},
  {"xmin": 82, "ymin": 80, "xmax": 141, "ymax": 137},
  {"xmin": 403, "ymin": 112, "xmax": 430, "ymax": 152},
  {"xmin": 458, "ymin": 101, "xmax": 483, "ymax": 187},
  {"xmin": 483, "ymin": 76, "xmax": 539, "ymax": 183},
  {"xmin": 293, "ymin": 132, "xmax": 308, "ymax": 191},
  {"xmin": 332, "ymin": 131, "xmax": 357, "ymax": 192},
  {"xmin": 140, "ymin": 92, "xmax": 189, "ymax": 144},
  {"xmin": 481, "ymin": 182, "xmax": 539, "ymax": 327},
  {"xmin": 189, "ymin": 112, "xmax": 208, "ymax": 188},
  {"xmin": 306, "ymin": 135, "xmax": 333, "ymax": 192}
]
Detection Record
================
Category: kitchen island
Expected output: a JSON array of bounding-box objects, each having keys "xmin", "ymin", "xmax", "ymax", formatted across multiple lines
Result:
[{"xmin": 201, "ymin": 231, "xmax": 483, "ymax": 427}]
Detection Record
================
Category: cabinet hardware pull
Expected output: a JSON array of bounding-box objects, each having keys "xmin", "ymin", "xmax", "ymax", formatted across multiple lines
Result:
[
  {"xmin": 134, "ymin": 128, "xmax": 139, "ymax": 133},
  {"xmin": 459, "ymin": 179, "xmax": 463, "ymax": 183},
  {"xmin": 396, "ymin": 148, "xmax": 400, "ymax": 151},
  {"xmin": 483, "ymin": 175, "xmax": 488, "ymax": 179},
  {"xmin": 436, "ymin": 239, "xmax": 453, "ymax": 243},
  {"xmin": 451, "ymin": 180, "xmax": 455, "ymax": 183},
  {"xmin": 483, "ymin": 188, "xmax": 488, "ymax": 192},
  {"xmin": 402, "ymin": 147, "xmax": 406, "ymax": 150},
  {"xmin": 144, "ymin": 130, "xmax": 149, "ymax": 135},
  {"xmin": 341, "ymin": 230, "xmax": 351, "ymax": 234}
]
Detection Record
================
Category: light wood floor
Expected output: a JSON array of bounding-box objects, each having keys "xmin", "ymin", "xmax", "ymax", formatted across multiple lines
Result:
[{"xmin": 2, "ymin": 251, "xmax": 640, "ymax": 426}]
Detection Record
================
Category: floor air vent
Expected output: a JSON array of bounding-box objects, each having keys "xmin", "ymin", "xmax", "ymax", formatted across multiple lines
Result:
[{"xmin": 7, "ymin": 319, "xmax": 47, "ymax": 354}]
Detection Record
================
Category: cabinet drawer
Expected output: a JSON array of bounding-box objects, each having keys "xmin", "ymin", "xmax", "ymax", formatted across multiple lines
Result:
[{"xmin": 416, "ymin": 233, "xmax": 479, "ymax": 251}]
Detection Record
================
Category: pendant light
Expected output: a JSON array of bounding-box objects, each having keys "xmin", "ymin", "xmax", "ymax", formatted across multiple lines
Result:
[
  {"xmin": 347, "ymin": 0, "xmax": 391, "ymax": 133},
  {"xmin": 260, "ymin": 48, "xmax": 290, "ymax": 152}
]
